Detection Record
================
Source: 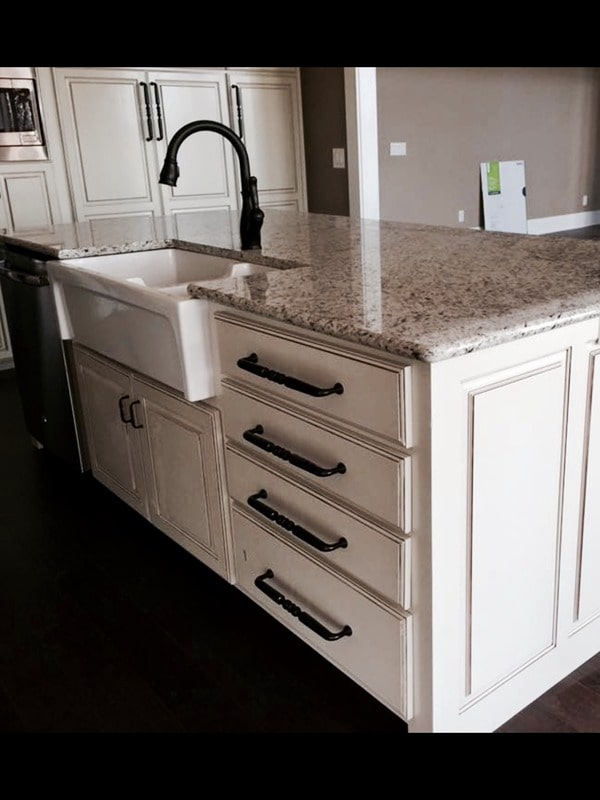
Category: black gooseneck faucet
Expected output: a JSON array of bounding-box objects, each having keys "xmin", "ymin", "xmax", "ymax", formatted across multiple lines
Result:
[{"xmin": 158, "ymin": 120, "xmax": 264, "ymax": 250}]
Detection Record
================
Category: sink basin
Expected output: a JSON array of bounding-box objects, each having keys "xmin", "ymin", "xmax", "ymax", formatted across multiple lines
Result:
[
  {"xmin": 48, "ymin": 248, "xmax": 277, "ymax": 401},
  {"xmin": 64, "ymin": 248, "xmax": 273, "ymax": 295}
]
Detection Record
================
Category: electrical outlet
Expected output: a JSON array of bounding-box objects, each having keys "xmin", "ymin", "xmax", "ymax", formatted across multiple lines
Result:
[
  {"xmin": 458, "ymin": 210, "xmax": 465, "ymax": 223},
  {"xmin": 332, "ymin": 148, "xmax": 345, "ymax": 169},
  {"xmin": 583, "ymin": 194, "xmax": 589, "ymax": 207}
]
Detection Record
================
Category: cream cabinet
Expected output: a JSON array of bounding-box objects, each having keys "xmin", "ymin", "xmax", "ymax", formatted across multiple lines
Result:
[
  {"xmin": 226, "ymin": 70, "xmax": 307, "ymax": 211},
  {"xmin": 0, "ymin": 165, "xmax": 63, "ymax": 236},
  {"xmin": 52, "ymin": 68, "xmax": 240, "ymax": 223},
  {"xmin": 73, "ymin": 344, "xmax": 233, "ymax": 581},
  {"xmin": 208, "ymin": 306, "xmax": 600, "ymax": 733},
  {"xmin": 51, "ymin": 67, "xmax": 307, "ymax": 223},
  {"xmin": 73, "ymin": 346, "xmax": 147, "ymax": 515},
  {"xmin": 211, "ymin": 309, "xmax": 413, "ymax": 719},
  {"xmin": 414, "ymin": 316, "xmax": 600, "ymax": 732},
  {"xmin": 0, "ymin": 68, "xmax": 72, "ymax": 236},
  {"xmin": 66, "ymin": 291, "xmax": 600, "ymax": 732}
]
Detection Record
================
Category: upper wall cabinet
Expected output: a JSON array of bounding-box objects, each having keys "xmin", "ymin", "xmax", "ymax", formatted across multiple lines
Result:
[
  {"xmin": 0, "ymin": 68, "xmax": 74, "ymax": 236},
  {"xmin": 226, "ymin": 71, "xmax": 307, "ymax": 211},
  {"xmin": 52, "ymin": 68, "xmax": 239, "ymax": 222},
  {"xmin": 51, "ymin": 67, "xmax": 307, "ymax": 223},
  {"xmin": 0, "ymin": 168, "xmax": 56, "ymax": 236}
]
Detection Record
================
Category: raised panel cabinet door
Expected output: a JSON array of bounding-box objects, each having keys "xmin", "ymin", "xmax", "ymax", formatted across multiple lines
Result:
[
  {"xmin": 464, "ymin": 357, "xmax": 568, "ymax": 701},
  {"xmin": 52, "ymin": 68, "xmax": 162, "ymax": 220},
  {"xmin": 149, "ymin": 71, "xmax": 239, "ymax": 214},
  {"xmin": 0, "ymin": 171, "xmax": 54, "ymax": 234},
  {"xmin": 132, "ymin": 378, "xmax": 232, "ymax": 581},
  {"xmin": 226, "ymin": 71, "xmax": 307, "ymax": 211},
  {"xmin": 74, "ymin": 348, "xmax": 147, "ymax": 516}
]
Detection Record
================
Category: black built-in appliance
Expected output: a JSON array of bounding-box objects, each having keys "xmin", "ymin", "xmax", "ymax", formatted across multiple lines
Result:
[{"xmin": 0, "ymin": 245, "xmax": 83, "ymax": 469}]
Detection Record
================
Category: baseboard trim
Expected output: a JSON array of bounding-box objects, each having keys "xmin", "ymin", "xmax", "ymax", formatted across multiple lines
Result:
[{"xmin": 527, "ymin": 210, "xmax": 600, "ymax": 235}]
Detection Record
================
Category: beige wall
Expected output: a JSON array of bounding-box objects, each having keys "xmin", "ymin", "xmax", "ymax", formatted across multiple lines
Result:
[
  {"xmin": 377, "ymin": 67, "xmax": 600, "ymax": 228},
  {"xmin": 300, "ymin": 68, "xmax": 349, "ymax": 216}
]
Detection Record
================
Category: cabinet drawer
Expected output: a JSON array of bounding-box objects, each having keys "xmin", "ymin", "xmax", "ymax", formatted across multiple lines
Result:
[
  {"xmin": 220, "ymin": 385, "xmax": 411, "ymax": 530},
  {"xmin": 232, "ymin": 508, "xmax": 412, "ymax": 719},
  {"xmin": 215, "ymin": 313, "xmax": 411, "ymax": 446},
  {"xmin": 227, "ymin": 445, "xmax": 411, "ymax": 607}
]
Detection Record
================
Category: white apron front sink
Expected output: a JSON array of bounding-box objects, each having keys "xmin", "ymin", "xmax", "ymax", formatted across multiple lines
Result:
[{"xmin": 48, "ymin": 248, "xmax": 276, "ymax": 401}]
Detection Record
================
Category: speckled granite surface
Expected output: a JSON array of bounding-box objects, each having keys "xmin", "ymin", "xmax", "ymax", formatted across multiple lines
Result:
[{"xmin": 3, "ymin": 209, "xmax": 600, "ymax": 362}]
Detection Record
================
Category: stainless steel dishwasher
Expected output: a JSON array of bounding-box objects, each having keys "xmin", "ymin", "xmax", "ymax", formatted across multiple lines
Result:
[{"xmin": 0, "ymin": 244, "xmax": 84, "ymax": 469}]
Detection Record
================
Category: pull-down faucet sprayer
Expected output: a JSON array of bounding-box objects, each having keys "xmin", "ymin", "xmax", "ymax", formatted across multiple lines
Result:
[{"xmin": 159, "ymin": 120, "xmax": 264, "ymax": 250}]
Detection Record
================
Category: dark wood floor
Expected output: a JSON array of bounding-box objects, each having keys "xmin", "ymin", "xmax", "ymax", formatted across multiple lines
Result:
[
  {"xmin": 3, "ymin": 222, "xmax": 600, "ymax": 734},
  {"xmin": 497, "ymin": 653, "xmax": 600, "ymax": 732}
]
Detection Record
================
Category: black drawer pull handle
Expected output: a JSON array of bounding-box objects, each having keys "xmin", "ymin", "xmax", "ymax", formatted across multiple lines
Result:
[
  {"xmin": 140, "ymin": 82, "xmax": 153, "ymax": 141},
  {"xmin": 237, "ymin": 353, "xmax": 344, "ymax": 398},
  {"xmin": 231, "ymin": 83, "xmax": 245, "ymax": 140},
  {"xmin": 248, "ymin": 490, "xmax": 348, "ymax": 552},
  {"xmin": 0, "ymin": 265, "xmax": 49, "ymax": 286},
  {"xmin": 243, "ymin": 425, "xmax": 346, "ymax": 478},
  {"xmin": 118, "ymin": 394, "xmax": 132, "ymax": 424},
  {"xmin": 129, "ymin": 400, "xmax": 144, "ymax": 429},
  {"xmin": 254, "ymin": 569, "xmax": 352, "ymax": 642},
  {"xmin": 150, "ymin": 82, "xmax": 163, "ymax": 141}
]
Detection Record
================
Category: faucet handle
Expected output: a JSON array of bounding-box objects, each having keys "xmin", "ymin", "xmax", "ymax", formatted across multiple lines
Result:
[{"xmin": 248, "ymin": 176, "xmax": 260, "ymax": 206}]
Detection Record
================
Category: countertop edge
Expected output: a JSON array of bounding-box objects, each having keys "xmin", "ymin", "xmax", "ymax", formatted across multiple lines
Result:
[{"xmin": 190, "ymin": 284, "xmax": 600, "ymax": 363}]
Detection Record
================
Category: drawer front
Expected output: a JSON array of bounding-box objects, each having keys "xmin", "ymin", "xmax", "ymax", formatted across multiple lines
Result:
[
  {"xmin": 215, "ymin": 313, "xmax": 411, "ymax": 446},
  {"xmin": 220, "ymin": 385, "xmax": 411, "ymax": 530},
  {"xmin": 232, "ymin": 508, "xmax": 412, "ymax": 719},
  {"xmin": 227, "ymin": 445, "xmax": 411, "ymax": 607}
]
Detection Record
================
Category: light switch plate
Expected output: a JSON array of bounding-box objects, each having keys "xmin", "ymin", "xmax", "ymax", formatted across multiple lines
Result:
[{"xmin": 390, "ymin": 142, "xmax": 407, "ymax": 156}]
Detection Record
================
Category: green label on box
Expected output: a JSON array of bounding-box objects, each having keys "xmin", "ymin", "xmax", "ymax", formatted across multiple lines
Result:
[{"xmin": 487, "ymin": 161, "xmax": 501, "ymax": 195}]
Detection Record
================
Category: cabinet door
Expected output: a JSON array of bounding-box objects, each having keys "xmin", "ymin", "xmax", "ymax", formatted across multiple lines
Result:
[
  {"xmin": 52, "ymin": 67, "xmax": 162, "ymax": 221},
  {"xmin": 226, "ymin": 71, "xmax": 307, "ymax": 211},
  {"xmin": 132, "ymin": 378, "xmax": 232, "ymax": 581},
  {"xmin": 149, "ymin": 70, "xmax": 239, "ymax": 216},
  {"xmin": 74, "ymin": 348, "xmax": 147, "ymax": 515},
  {"xmin": 0, "ymin": 169, "xmax": 56, "ymax": 235},
  {"xmin": 463, "ymin": 355, "xmax": 568, "ymax": 699}
]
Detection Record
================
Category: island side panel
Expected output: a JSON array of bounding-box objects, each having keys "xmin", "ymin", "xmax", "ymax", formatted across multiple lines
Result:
[{"xmin": 411, "ymin": 318, "xmax": 600, "ymax": 733}]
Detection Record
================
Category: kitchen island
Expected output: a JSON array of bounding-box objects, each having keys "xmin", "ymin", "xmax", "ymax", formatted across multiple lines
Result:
[{"xmin": 3, "ymin": 209, "xmax": 600, "ymax": 733}]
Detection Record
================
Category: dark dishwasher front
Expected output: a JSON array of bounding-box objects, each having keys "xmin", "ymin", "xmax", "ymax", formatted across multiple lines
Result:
[{"xmin": 0, "ymin": 247, "xmax": 83, "ymax": 469}]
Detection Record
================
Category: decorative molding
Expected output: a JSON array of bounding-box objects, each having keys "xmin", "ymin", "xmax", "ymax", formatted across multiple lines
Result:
[
  {"xmin": 463, "ymin": 356, "xmax": 566, "ymax": 705},
  {"xmin": 344, "ymin": 68, "xmax": 380, "ymax": 220},
  {"xmin": 527, "ymin": 209, "xmax": 600, "ymax": 235}
]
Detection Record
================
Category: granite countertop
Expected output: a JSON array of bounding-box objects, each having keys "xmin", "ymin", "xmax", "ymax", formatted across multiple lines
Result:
[{"xmin": 3, "ymin": 209, "xmax": 600, "ymax": 362}]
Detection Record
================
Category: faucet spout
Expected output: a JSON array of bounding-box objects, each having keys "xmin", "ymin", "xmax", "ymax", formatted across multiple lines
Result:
[{"xmin": 159, "ymin": 120, "xmax": 264, "ymax": 250}]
